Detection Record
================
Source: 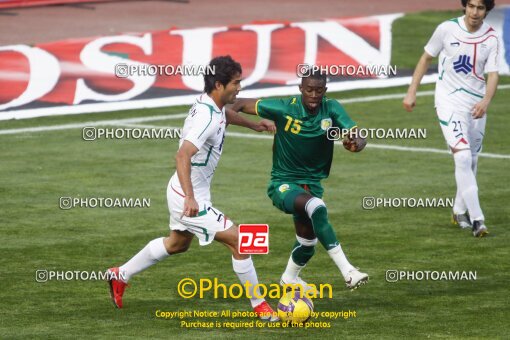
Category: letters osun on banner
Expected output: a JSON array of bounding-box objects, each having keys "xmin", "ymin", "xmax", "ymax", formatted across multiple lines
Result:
[
  {"xmin": 0, "ymin": 13, "xmax": 403, "ymax": 120},
  {"xmin": 1, "ymin": 9, "xmax": 509, "ymax": 120}
]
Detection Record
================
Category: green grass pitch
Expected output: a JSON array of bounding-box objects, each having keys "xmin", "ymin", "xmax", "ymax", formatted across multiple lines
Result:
[{"xmin": 1, "ymin": 11, "xmax": 509, "ymax": 339}]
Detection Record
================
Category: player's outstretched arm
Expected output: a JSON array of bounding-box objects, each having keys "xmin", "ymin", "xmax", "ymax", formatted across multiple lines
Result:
[
  {"xmin": 175, "ymin": 141, "xmax": 200, "ymax": 217},
  {"xmin": 472, "ymin": 72, "xmax": 499, "ymax": 119},
  {"xmin": 403, "ymin": 52, "xmax": 433, "ymax": 112},
  {"xmin": 230, "ymin": 98, "xmax": 259, "ymax": 115},
  {"xmin": 225, "ymin": 108, "xmax": 276, "ymax": 132}
]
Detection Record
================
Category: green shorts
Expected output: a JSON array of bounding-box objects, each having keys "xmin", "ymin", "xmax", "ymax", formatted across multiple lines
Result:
[{"xmin": 267, "ymin": 181, "xmax": 324, "ymax": 220}]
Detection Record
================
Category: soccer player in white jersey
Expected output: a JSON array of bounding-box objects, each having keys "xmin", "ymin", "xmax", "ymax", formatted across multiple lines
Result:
[
  {"xmin": 107, "ymin": 56, "xmax": 279, "ymax": 321},
  {"xmin": 403, "ymin": 0, "xmax": 498, "ymax": 237}
]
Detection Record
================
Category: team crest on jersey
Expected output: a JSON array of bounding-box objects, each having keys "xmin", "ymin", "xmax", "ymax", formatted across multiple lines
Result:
[
  {"xmin": 279, "ymin": 184, "xmax": 290, "ymax": 193},
  {"xmin": 453, "ymin": 55, "xmax": 473, "ymax": 74},
  {"xmin": 321, "ymin": 118, "xmax": 332, "ymax": 131}
]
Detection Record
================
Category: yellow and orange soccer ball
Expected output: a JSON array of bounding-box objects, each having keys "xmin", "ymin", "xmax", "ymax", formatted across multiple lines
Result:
[{"xmin": 277, "ymin": 290, "xmax": 314, "ymax": 323}]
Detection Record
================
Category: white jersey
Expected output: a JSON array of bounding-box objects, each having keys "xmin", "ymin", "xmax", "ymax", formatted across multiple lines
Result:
[
  {"xmin": 425, "ymin": 16, "xmax": 499, "ymax": 112},
  {"xmin": 169, "ymin": 93, "xmax": 226, "ymax": 202}
]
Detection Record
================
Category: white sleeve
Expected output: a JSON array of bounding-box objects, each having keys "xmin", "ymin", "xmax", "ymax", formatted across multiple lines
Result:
[
  {"xmin": 484, "ymin": 36, "xmax": 500, "ymax": 73},
  {"xmin": 183, "ymin": 106, "xmax": 216, "ymax": 151},
  {"xmin": 424, "ymin": 23, "xmax": 446, "ymax": 57}
]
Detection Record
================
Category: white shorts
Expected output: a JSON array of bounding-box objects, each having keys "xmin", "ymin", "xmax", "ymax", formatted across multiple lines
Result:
[
  {"xmin": 436, "ymin": 107, "xmax": 486, "ymax": 155},
  {"xmin": 167, "ymin": 181, "xmax": 234, "ymax": 246}
]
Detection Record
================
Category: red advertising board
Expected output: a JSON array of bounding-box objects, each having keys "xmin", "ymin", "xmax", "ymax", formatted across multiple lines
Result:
[{"xmin": 0, "ymin": 14, "xmax": 402, "ymax": 119}]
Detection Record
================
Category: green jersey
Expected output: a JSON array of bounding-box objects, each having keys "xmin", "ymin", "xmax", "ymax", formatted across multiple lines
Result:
[{"xmin": 256, "ymin": 95, "xmax": 356, "ymax": 182}]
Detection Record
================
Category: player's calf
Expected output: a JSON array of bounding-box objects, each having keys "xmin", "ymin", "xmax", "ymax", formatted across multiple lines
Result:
[{"xmin": 303, "ymin": 197, "xmax": 369, "ymax": 289}]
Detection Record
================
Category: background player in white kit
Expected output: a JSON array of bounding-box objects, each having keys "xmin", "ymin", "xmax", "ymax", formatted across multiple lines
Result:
[
  {"xmin": 107, "ymin": 56, "xmax": 279, "ymax": 321},
  {"xmin": 403, "ymin": 0, "xmax": 498, "ymax": 237}
]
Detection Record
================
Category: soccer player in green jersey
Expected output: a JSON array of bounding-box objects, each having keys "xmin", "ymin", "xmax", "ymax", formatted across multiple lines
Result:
[{"xmin": 232, "ymin": 69, "xmax": 369, "ymax": 290}]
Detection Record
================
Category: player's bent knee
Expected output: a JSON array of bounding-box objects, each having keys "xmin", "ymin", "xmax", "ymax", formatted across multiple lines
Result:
[
  {"xmin": 163, "ymin": 237, "xmax": 190, "ymax": 255},
  {"xmin": 215, "ymin": 227, "xmax": 238, "ymax": 247},
  {"xmin": 451, "ymin": 146, "xmax": 470, "ymax": 154},
  {"xmin": 296, "ymin": 235, "xmax": 318, "ymax": 247},
  {"xmin": 168, "ymin": 244, "xmax": 190, "ymax": 255},
  {"xmin": 165, "ymin": 245, "xmax": 186, "ymax": 255},
  {"xmin": 304, "ymin": 197, "xmax": 326, "ymax": 218}
]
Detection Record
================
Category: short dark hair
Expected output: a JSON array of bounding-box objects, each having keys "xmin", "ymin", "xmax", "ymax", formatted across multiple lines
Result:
[
  {"xmin": 203, "ymin": 55, "xmax": 242, "ymax": 94},
  {"xmin": 301, "ymin": 67, "xmax": 327, "ymax": 86},
  {"xmin": 461, "ymin": 0, "xmax": 495, "ymax": 12}
]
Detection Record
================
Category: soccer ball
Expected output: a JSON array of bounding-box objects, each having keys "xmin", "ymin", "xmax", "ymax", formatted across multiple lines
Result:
[{"xmin": 277, "ymin": 290, "xmax": 314, "ymax": 323}]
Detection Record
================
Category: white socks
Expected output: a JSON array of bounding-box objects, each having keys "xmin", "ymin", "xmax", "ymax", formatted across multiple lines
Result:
[
  {"xmin": 327, "ymin": 245, "xmax": 355, "ymax": 281},
  {"xmin": 453, "ymin": 151, "xmax": 484, "ymax": 221},
  {"xmin": 453, "ymin": 187, "xmax": 467, "ymax": 214},
  {"xmin": 281, "ymin": 256, "xmax": 305, "ymax": 282},
  {"xmin": 232, "ymin": 257, "xmax": 264, "ymax": 308},
  {"xmin": 119, "ymin": 237, "xmax": 170, "ymax": 282},
  {"xmin": 453, "ymin": 153, "xmax": 480, "ymax": 215}
]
